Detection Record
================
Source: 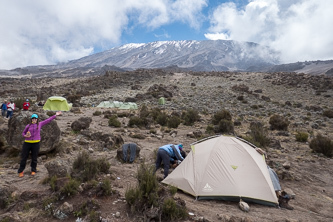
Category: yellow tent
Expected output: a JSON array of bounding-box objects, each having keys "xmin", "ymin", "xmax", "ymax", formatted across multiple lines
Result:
[{"xmin": 43, "ymin": 96, "xmax": 72, "ymax": 111}]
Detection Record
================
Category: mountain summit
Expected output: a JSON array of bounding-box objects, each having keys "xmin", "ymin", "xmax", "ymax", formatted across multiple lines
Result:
[{"xmin": 67, "ymin": 40, "xmax": 280, "ymax": 72}]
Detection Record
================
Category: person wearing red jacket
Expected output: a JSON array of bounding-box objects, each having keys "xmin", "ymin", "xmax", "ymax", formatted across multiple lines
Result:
[{"xmin": 23, "ymin": 99, "xmax": 30, "ymax": 111}]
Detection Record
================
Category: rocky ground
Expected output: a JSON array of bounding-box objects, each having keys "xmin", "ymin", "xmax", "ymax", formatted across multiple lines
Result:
[{"xmin": 0, "ymin": 70, "xmax": 332, "ymax": 222}]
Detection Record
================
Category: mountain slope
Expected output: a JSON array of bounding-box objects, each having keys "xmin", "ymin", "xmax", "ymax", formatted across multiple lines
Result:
[{"xmin": 66, "ymin": 40, "xmax": 280, "ymax": 71}]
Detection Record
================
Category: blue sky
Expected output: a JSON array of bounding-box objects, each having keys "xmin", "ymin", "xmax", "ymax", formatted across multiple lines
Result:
[{"xmin": 0, "ymin": 0, "xmax": 332, "ymax": 70}]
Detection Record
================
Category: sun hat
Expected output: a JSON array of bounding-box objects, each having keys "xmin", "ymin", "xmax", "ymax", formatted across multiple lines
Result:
[
  {"xmin": 178, "ymin": 144, "xmax": 183, "ymax": 150},
  {"xmin": 31, "ymin": 114, "xmax": 38, "ymax": 119}
]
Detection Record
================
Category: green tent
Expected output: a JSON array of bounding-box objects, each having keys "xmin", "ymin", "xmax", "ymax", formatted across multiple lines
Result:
[
  {"xmin": 97, "ymin": 101, "xmax": 138, "ymax": 110},
  {"xmin": 97, "ymin": 101, "xmax": 113, "ymax": 108},
  {"xmin": 158, "ymin": 97, "xmax": 165, "ymax": 105},
  {"xmin": 118, "ymin": 102, "xmax": 138, "ymax": 110},
  {"xmin": 43, "ymin": 96, "xmax": 72, "ymax": 111}
]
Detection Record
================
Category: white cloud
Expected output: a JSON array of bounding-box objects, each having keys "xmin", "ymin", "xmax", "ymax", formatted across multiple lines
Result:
[
  {"xmin": 205, "ymin": 0, "xmax": 333, "ymax": 63},
  {"xmin": 0, "ymin": 0, "xmax": 207, "ymax": 69}
]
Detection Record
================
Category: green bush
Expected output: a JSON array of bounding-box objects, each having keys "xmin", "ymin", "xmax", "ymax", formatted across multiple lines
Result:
[
  {"xmin": 323, "ymin": 109, "xmax": 333, "ymax": 118},
  {"xmin": 60, "ymin": 177, "xmax": 80, "ymax": 196},
  {"xmin": 72, "ymin": 151, "xmax": 110, "ymax": 182},
  {"xmin": 125, "ymin": 162, "xmax": 159, "ymax": 212},
  {"xmin": 269, "ymin": 114, "xmax": 289, "ymax": 130},
  {"xmin": 150, "ymin": 107, "xmax": 162, "ymax": 120},
  {"xmin": 295, "ymin": 132, "xmax": 308, "ymax": 142},
  {"xmin": 74, "ymin": 200, "xmax": 100, "ymax": 219},
  {"xmin": 156, "ymin": 112, "xmax": 168, "ymax": 126},
  {"xmin": 162, "ymin": 198, "xmax": 188, "ymax": 221},
  {"xmin": 46, "ymin": 111, "xmax": 56, "ymax": 116},
  {"xmin": 214, "ymin": 119, "xmax": 234, "ymax": 134},
  {"xmin": 167, "ymin": 115, "xmax": 181, "ymax": 128},
  {"xmin": 93, "ymin": 110, "xmax": 102, "ymax": 116},
  {"xmin": 99, "ymin": 179, "xmax": 112, "ymax": 196},
  {"xmin": 169, "ymin": 186, "xmax": 178, "ymax": 196},
  {"xmin": 249, "ymin": 122, "xmax": 270, "ymax": 147},
  {"xmin": 129, "ymin": 116, "xmax": 146, "ymax": 128},
  {"xmin": 212, "ymin": 109, "xmax": 232, "ymax": 125},
  {"xmin": 108, "ymin": 115, "xmax": 121, "ymax": 127},
  {"xmin": 13, "ymin": 97, "xmax": 26, "ymax": 110},
  {"xmin": 182, "ymin": 109, "xmax": 200, "ymax": 126},
  {"xmin": 205, "ymin": 124, "xmax": 215, "ymax": 135},
  {"xmin": 309, "ymin": 134, "xmax": 333, "ymax": 157},
  {"xmin": 139, "ymin": 104, "xmax": 150, "ymax": 118}
]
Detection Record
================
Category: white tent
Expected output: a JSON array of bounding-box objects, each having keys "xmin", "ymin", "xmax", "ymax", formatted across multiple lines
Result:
[
  {"xmin": 162, "ymin": 135, "xmax": 278, "ymax": 206},
  {"xmin": 97, "ymin": 101, "xmax": 138, "ymax": 109}
]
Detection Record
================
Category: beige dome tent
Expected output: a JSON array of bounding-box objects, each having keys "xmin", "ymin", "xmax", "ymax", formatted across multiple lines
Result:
[
  {"xmin": 43, "ymin": 96, "xmax": 72, "ymax": 111},
  {"xmin": 162, "ymin": 135, "xmax": 278, "ymax": 206}
]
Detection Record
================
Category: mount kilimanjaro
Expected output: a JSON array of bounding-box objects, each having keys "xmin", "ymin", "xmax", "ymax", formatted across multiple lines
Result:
[{"xmin": 2, "ymin": 40, "xmax": 333, "ymax": 78}]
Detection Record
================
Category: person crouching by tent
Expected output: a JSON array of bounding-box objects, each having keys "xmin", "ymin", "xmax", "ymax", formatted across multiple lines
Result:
[
  {"xmin": 23, "ymin": 99, "xmax": 30, "ymax": 111},
  {"xmin": 155, "ymin": 143, "xmax": 184, "ymax": 179},
  {"xmin": 171, "ymin": 149, "xmax": 187, "ymax": 169},
  {"xmin": 18, "ymin": 111, "xmax": 62, "ymax": 177}
]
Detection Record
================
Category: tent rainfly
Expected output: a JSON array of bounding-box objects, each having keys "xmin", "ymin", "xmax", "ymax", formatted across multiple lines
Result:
[
  {"xmin": 43, "ymin": 96, "xmax": 72, "ymax": 111},
  {"xmin": 162, "ymin": 135, "xmax": 279, "ymax": 206},
  {"xmin": 97, "ymin": 101, "xmax": 138, "ymax": 110},
  {"xmin": 158, "ymin": 97, "xmax": 165, "ymax": 105}
]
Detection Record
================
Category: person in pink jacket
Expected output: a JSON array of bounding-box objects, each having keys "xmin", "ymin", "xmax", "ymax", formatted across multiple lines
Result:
[{"xmin": 18, "ymin": 111, "xmax": 61, "ymax": 177}]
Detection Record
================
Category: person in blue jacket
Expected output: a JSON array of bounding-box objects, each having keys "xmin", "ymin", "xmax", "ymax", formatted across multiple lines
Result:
[{"xmin": 155, "ymin": 143, "xmax": 184, "ymax": 179}]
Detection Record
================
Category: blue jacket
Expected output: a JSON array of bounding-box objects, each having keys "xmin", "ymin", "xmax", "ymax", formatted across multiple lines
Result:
[
  {"xmin": 159, "ymin": 144, "xmax": 184, "ymax": 162},
  {"xmin": 1, "ymin": 103, "xmax": 7, "ymax": 110}
]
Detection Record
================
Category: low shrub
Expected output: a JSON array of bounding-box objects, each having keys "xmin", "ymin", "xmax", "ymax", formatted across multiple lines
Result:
[
  {"xmin": 139, "ymin": 104, "xmax": 150, "ymax": 118},
  {"xmin": 162, "ymin": 198, "xmax": 188, "ymax": 221},
  {"xmin": 323, "ymin": 109, "xmax": 333, "ymax": 118},
  {"xmin": 128, "ymin": 116, "xmax": 146, "ymax": 128},
  {"xmin": 309, "ymin": 134, "xmax": 333, "ymax": 157},
  {"xmin": 169, "ymin": 186, "xmax": 178, "ymax": 196},
  {"xmin": 46, "ymin": 111, "xmax": 56, "ymax": 116},
  {"xmin": 214, "ymin": 119, "xmax": 234, "ymax": 134},
  {"xmin": 156, "ymin": 112, "xmax": 168, "ymax": 126},
  {"xmin": 125, "ymin": 162, "xmax": 159, "ymax": 212},
  {"xmin": 60, "ymin": 177, "xmax": 80, "ymax": 196},
  {"xmin": 249, "ymin": 121, "xmax": 270, "ymax": 147},
  {"xmin": 13, "ymin": 97, "xmax": 26, "ymax": 109},
  {"xmin": 182, "ymin": 109, "xmax": 200, "ymax": 126},
  {"xmin": 212, "ymin": 109, "xmax": 232, "ymax": 125},
  {"xmin": 269, "ymin": 114, "xmax": 289, "ymax": 131},
  {"xmin": 205, "ymin": 124, "xmax": 215, "ymax": 135},
  {"xmin": 93, "ymin": 110, "xmax": 102, "ymax": 116},
  {"xmin": 99, "ymin": 179, "xmax": 112, "ymax": 196},
  {"xmin": 108, "ymin": 115, "xmax": 121, "ymax": 127},
  {"xmin": 232, "ymin": 84, "xmax": 249, "ymax": 93},
  {"xmin": 167, "ymin": 115, "xmax": 181, "ymax": 128},
  {"xmin": 295, "ymin": 132, "xmax": 308, "ymax": 142},
  {"xmin": 72, "ymin": 151, "xmax": 110, "ymax": 182}
]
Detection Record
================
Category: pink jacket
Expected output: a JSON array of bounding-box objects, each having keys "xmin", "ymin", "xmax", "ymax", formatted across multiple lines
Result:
[{"xmin": 22, "ymin": 115, "xmax": 56, "ymax": 142}]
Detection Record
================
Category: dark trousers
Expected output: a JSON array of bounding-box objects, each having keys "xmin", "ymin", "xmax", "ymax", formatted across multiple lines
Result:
[
  {"xmin": 155, "ymin": 149, "xmax": 170, "ymax": 179},
  {"xmin": 6, "ymin": 110, "xmax": 13, "ymax": 118},
  {"xmin": 18, "ymin": 142, "xmax": 40, "ymax": 173}
]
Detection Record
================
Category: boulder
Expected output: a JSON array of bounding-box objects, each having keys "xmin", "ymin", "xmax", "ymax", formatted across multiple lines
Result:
[
  {"xmin": 44, "ymin": 158, "xmax": 72, "ymax": 178},
  {"xmin": 6, "ymin": 111, "xmax": 61, "ymax": 154},
  {"xmin": 71, "ymin": 117, "xmax": 92, "ymax": 131}
]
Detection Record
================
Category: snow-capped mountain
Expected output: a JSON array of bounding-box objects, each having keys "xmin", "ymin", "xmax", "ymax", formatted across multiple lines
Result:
[{"xmin": 66, "ymin": 40, "xmax": 280, "ymax": 71}]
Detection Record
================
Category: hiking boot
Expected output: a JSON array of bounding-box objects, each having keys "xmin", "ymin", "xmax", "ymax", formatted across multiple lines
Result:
[
  {"xmin": 279, "ymin": 201, "xmax": 294, "ymax": 210},
  {"xmin": 279, "ymin": 196, "xmax": 294, "ymax": 210},
  {"xmin": 19, "ymin": 172, "xmax": 24, "ymax": 178},
  {"xmin": 31, "ymin": 172, "xmax": 36, "ymax": 176}
]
